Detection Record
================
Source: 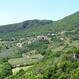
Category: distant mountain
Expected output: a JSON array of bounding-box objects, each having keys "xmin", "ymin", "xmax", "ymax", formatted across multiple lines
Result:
[
  {"xmin": 23, "ymin": 11, "xmax": 79, "ymax": 36},
  {"xmin": 0, "ymin": 12, "xmax": 79, "ymax": 39},
  {"xmin": 0, "ymin": 19, "xmax": 53, "ymax": 34},
  {"xmin": 56, "ymin": 11, "xmax": 79, "ymax": 29}
]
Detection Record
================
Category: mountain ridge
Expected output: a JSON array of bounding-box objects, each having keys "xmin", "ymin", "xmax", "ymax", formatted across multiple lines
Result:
[{"xmin": 0, "ymin": 12, "xmax": 79, "ymax": 39}]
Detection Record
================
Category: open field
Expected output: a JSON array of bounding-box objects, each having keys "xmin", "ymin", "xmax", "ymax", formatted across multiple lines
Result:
[
  {"xmin": 12, "ymin": 66, "xmax": 32, "ymax": 75},
  {"xmin": 8, "ymin": 54, "xmax": 43, "ymax": 67}
]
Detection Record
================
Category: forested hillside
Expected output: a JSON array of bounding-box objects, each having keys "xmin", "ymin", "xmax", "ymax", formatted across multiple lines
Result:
[{"xmin": 0, "ymin": 12, "xmax": 79, "ymax": 79}]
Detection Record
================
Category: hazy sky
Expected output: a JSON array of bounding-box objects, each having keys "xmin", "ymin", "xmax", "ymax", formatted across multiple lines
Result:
[{"xmin": 0, "ymin": 0, "xmax": 79, "ymax": 25}]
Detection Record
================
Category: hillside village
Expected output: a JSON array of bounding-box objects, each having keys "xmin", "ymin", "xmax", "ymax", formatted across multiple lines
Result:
[{"xmin": 0, "ymin": 12, "xmax": 79, "ymax": 79}]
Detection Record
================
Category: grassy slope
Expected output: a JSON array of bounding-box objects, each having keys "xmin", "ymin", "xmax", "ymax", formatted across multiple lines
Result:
[{"xmin": 12, "ymin": 66, "xmax": 32, "ymax": 75}]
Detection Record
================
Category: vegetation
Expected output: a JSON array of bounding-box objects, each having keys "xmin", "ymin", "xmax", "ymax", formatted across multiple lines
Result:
[
  {"xmin": 0, "ymin": 60, "xmax": 12, "ymax": 79},
  {"xmin": 0, "ymin": 12, "xmax": 79, "ymax": 79}
]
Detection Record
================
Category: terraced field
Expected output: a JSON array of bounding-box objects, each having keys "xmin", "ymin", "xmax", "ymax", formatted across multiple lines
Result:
[
  {"xmin": 8, "ymin": 54, "xmax": 43, "ymax": 67},
  {"xmin": 12, "ymin": 66, "xmax": 32, "ymax": 75}
]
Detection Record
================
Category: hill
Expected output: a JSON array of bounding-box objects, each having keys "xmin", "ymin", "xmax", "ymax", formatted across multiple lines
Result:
[
  {"xmin": 0, "ymin": 12, "xmax": 79, "ymax": 40},
  {"xmin": 0, "ymin": 12, "xmax": 79, "ymax": 79},
  {"xmin": 0, "ymin": 20, "xmax": 52, "ymax": 37}
]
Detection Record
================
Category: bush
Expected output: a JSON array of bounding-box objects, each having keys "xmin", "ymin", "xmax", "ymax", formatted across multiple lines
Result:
[{"xmin": 0, "ymin": 61, "xmax": 12, "ymax": 79}]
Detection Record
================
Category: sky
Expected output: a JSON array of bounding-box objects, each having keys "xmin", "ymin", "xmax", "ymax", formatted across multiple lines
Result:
[{"xmin": 0, "ymin": 0, "xmax": 79, "ymax": 25}]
